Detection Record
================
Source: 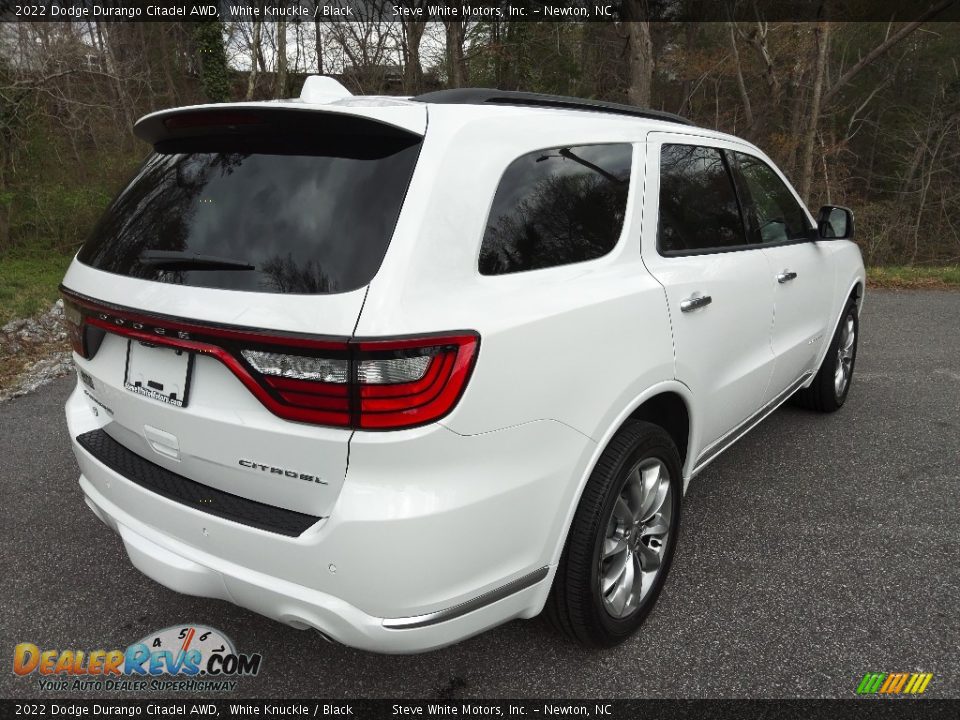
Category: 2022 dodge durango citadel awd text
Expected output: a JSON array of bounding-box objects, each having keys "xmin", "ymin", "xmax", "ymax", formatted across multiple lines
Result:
[{"xmin": 62, "ymin": 77, "xmax": 865, "ymax": 653}]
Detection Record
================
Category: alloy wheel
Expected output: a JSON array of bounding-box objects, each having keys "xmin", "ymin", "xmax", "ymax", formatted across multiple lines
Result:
[
  {"xmin": 599, "ymin": 457, "xmax": 673, "ymax": 619},
  {"xmin": 834, "ymin": 314, "xmax": 856, "ymax": 398}
]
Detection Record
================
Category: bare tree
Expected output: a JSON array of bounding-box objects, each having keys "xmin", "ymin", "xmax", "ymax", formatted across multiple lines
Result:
[
  {"xmin": 246, "ymin": 15, "xmax": 262, "ymax": 99},
  {"xmin": 799, "ymin": 21, "xmax": 829, "ymax": 202},
  {"xmin": 727, "ymin": 21, "xmax": 753, "ymax": 130},
  {"xmin": 444, "ymin": 20, "xmax": 468, "ymax": 88},
  {"xmin": 620, "ymin": 1, "xmax": 653, "ymax": 107},
  {"xmin": 822, "ymin": 0, "xmax": 957, "ymax": 106},
  {"xmin": 274, "ymin": 17, "xmax": 288, "ymax": 98},
  {"xmin": 327, "ymin": 0, "xmax": 395, "ymax": 93},
  {"xmin": 401, "ymin": 11, "xmax": 427, "ymax": 93},
  {"xmin": 314, "ymin": 19, "xmax": 324, "ymax": 74}
]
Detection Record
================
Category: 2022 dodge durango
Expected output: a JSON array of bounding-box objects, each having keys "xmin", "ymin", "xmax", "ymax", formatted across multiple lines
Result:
[{"xmin": 61, "ymin": 77, "xmax": 865, "ymax": 652}]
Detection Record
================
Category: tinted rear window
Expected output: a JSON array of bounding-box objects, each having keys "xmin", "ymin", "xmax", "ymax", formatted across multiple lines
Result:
[
  {"xmin": 657, "ymin": 144, "xmax": 747, "ymax": 254},
  {"xmin": 78, "ymin": 118, "xmax": 422, "ymax": 294},
  {"xmin": 479, "ymin": 144, "xmax": 633, "ymax": 275}
]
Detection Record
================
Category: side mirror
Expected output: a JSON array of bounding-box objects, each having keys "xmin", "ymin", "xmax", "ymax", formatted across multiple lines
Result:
[{"xmin": 817, "ymin": 205, "xmax": 855, "ymax": 240}]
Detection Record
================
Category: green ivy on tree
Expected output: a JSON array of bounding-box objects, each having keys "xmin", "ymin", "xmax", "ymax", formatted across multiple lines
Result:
[{"xmin": 193, "ymin": 22, "xmax": 231, "ymax": 103}]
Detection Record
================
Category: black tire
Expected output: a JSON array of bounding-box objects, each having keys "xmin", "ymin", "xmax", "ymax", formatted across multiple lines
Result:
[
  {"xmin": 545, "ymin": 420, "xmax": 683, "ymax": 648},
  {"xmin": 793, "ymin": 298, "xmax": 859, "ymax": 412}
]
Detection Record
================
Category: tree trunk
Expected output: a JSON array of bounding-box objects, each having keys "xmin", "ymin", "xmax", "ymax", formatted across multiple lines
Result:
[
  {"xmin": 403, "ymin": 21, "xmax": 426, "ymax": 93},
  {"xmin": 444, "ymin": 21, "xmax": 467, "ymax": 88},
  {"xmin": 274, "ymin": 19, "xmax": 288, "ymax": 98},
  {"xmin": 620, "ymin": 1, "xmax": 653, "ymax": 108},
  {"xmin": 314, "ymin": 20, "xmax": 324, "ymax": 74},
  {"xmin": 246, "ymin": 17, "xmax": 262, "ymax": 99},
  {"xmin": 293, "ymin": 20, "xmax": 303, "ymax": 74},
  {"xmin": 99, "ymin": 23, "xmax": 136, "ymax": 132},
  {"xmin": 727, "ymin": 22, "xmax": 753, "ymax": 131},
  {"xmin": 800, "ymin": 22, "xmax": 829, "ymax": 204},
  {"xmin": 677, "ymin": 23, "xmax": 696, "ymax": 115},
  {"xmin": 626, "ymin": 22, "xmax": 653, "ymax": 107},
  {"xmin": 0, "ymin": 153, "xmax": 8, "ymax": 249}
]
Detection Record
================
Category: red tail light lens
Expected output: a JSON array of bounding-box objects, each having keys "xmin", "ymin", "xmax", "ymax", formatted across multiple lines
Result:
[
  {"xmin": 60, "ymin": 289, "xmax": 479, "ymax": 430},
  {"xmin": 355, "ymin": 335, "xmax": 479, "ymax": 429},
  {"xmin": 63, "ymin": 298, "xmax": 86, "ymax": 357}
]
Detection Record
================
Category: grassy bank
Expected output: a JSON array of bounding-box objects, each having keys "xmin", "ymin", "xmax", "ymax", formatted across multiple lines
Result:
[
  {"xmin": 867, "ymin": 265, "xmax": 960, "ymax": 289},
  {"xmin": 0, "ymin": 250, "xmax": 73, "ymax": 325}
]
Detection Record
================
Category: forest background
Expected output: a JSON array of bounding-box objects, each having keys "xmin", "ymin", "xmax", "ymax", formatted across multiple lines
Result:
[{"xmin": 2, "ymin": 5, "xmax": 959, "ymax": 324}]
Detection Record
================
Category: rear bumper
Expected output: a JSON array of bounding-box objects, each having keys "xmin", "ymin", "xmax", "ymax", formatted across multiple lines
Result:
[
  {"xmin": 66, "ymin": 382, "xmax": 595, "ymax": 653},
  {"xmin": 80, "ymin": 475, "xmax": 548, "ymax": 653}
]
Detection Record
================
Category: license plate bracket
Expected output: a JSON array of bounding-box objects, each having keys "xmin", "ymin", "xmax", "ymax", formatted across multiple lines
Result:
[{"xmin": 124, "ymin": 340, "xmax": 194, "ymax": 408}]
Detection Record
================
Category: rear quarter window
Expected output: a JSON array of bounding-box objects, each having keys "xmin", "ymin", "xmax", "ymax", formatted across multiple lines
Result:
[
  {"xmin": 478, "ymin": 143, "xmax": 633, "ymax": 275},
  {"xmin": 78, "ymin": 114, "xmax": 422, "ymax": 295}
]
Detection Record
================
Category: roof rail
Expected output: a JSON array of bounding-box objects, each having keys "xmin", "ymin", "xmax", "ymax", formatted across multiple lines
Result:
[{"xmin": 411, "ymin": 88, "xmax": 695, "ymax": 126}]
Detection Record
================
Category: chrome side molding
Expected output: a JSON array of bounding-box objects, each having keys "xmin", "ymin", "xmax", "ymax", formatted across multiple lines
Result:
[
  {"xmin": 692, "ymin": 371, "xmax": 814, "ymax": 476},
  {"xmin": 383, "ymin": 566, "xmax": 550, "ymax": 630}
]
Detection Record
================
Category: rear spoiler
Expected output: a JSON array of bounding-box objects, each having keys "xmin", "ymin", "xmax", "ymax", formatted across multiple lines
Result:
[{"xmin": 134, "ymin": 101, "xmax": 426, "ymax": 146}]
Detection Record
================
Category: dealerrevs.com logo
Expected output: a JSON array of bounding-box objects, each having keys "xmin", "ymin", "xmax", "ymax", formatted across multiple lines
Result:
[{"xmin": 13, "ymin": 624, "xmax": 262, "ymax": 693}]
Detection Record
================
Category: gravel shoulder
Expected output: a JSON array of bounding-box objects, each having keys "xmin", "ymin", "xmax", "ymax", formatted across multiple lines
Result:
[{"xmin": 0, "ymin": 299, "xmax": 71, "ymax": 402}]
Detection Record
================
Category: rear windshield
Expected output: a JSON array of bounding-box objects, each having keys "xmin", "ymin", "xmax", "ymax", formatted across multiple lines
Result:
[{"xmin": 78, "ymin": 118, "xmax": 422, "ymax": 294}]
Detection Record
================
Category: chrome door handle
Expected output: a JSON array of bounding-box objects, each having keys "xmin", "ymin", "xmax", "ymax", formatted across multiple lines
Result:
[
  {"xmin": 777, "ymin": 270, "xmax": 798, "ymax": 283},
  {"xmin": 680, "ymin": 295, "xmax": 712, "ymax": 313}
]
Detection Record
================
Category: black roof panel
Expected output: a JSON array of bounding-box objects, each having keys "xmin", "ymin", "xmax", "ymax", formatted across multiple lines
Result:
[{"xmin": 411, "ymin": 88, "xmax": 695, "ymax": 126}]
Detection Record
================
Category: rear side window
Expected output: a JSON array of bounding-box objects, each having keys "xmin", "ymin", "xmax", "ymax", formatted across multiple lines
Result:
[
  {"xmin": 479, "ymin": 144, "xmax": 632, "ymax": 275},
  {"xmin": 78, "ymin": 115, "xmax": 422, "ymax": 294},
  {"xmin": 657, "ymin": 144, "xmax": 746, "ymax": 254},
  {"xmin": 733, "ymin": 152, "xmax": 810, "ymax": 243}
]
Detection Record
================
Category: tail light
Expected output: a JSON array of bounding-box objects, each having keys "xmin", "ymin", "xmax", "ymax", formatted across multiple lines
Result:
[
  {"xmin": 355, "ymin": 336, "xmax": 479, "ymax": 429},
  {"xmin": 60, "ymin": 289, "xmax": 479, "ymax": 430},
  {"xmin": 63, "ymin": 298, "xmax": 85, "ymax": 356}
]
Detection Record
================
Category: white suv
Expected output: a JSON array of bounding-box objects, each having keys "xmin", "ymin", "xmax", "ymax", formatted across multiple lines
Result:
[{"xmin": 62, "ymin": 77, "xmax": 865, "ymax": 653}]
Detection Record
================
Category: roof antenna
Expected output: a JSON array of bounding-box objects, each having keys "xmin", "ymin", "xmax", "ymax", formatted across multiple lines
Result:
[{"xmin": 300, "ymin": 76, "xmax": 353, "ymax": 103}]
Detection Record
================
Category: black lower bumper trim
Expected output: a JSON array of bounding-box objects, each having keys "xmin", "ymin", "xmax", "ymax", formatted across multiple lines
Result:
[{"xmin": 76, "ymin": 429, "xmax": 320, "ymax": 537}]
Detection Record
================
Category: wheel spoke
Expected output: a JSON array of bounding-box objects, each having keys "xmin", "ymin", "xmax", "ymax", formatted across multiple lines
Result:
[
  {"xmin": 601, "ymin": 548, "xmax": 629, "ymax": 594},
  {"xmin": 641, "ymin": 480, "xmax": 668, "ymax": 521},
  {"xmin": 622, "ymin": 467, "xmax": 644, "ymax": 518},
  {"xmin": 612, "ymin": 497, "xmax": 632, "ymax": 526},
  {"xmin": 638, "ymin": 463, "xmax": 660, "ymax": 515},
  {"xmin": 607, "ymin": 552, "xmax": 635, "ymax": 615},
  {"xmin": 631, "ymin": 553, "xmax": 646, "ymax": 607},
  {"xmin": 641, "ymin": 514, "xmax": 669, "ymax": 537},
  {"xmin": 602, "ymin": 536, "xmax": 628, "ymax": 559},
  {"xmin": 637, "ymin": 543, "xmax": 661, "ymax": 573},
  {"xmin": 636, "ymin": 461, "xmax": 666, "ymax": 520}
]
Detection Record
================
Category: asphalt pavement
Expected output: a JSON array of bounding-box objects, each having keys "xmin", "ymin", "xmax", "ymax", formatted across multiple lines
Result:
[{"xmin": 1, "ymin": 289, "xmax": 958, "ymax": 699}]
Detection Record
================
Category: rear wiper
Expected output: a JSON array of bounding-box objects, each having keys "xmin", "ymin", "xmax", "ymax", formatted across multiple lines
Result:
[{"xmin": 139, "ymin": 251, "xmax": 255, "ymax": 271}]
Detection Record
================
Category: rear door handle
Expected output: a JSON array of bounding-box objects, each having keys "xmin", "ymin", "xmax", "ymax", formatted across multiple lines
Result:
[
  {"xmin": 680, "ymin": 295, "xmax": 712, "ymax": 313},
  {"xmin": 777, "ymin": 270, "xmax": 798, "ymax": 283}
]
